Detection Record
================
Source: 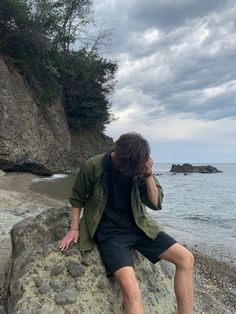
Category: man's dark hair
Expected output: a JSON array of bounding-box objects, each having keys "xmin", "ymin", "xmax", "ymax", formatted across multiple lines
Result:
[{"xmin": 112, "ymin": 132, "xmax": 150, "ymax": 177}]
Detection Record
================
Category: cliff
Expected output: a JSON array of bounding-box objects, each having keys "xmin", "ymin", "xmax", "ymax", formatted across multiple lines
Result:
[
  {"xmin": 0, "ymin": 56, "xmax": 113, "ymax": 175},
  {"xmin": 4, "ymin": 207, "xmax": 177, "ymax": 314}
]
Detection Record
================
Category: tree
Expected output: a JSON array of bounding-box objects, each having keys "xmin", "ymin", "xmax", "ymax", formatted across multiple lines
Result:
[{"xmin": 0, "ymin": 0, "xmax": 117, "ymax": 131}]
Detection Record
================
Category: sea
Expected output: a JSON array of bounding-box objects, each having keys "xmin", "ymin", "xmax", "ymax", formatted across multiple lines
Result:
[{"xmin": 2, "ymin": 163, "xmax": 236, "ymax": 265}]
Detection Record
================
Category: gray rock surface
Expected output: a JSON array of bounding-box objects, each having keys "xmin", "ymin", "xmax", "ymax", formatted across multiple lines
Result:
[
  {"xmin": 0, "ymin": 57, "xmax": 112, "ymax": 175},
  {"xmin": 0, "ymin": 170, "xmax": 5, "ymax": 177},
  {"xmin": 170, "ymin": 163, "xmax": 222, "ymax": 173},
  {"xmin": 4, "ymin": 207, "xmax": 177, "ymax": 314}
]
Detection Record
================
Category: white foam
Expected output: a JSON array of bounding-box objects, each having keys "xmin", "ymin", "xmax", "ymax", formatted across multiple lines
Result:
[{"xmin": 32, "ymin": 173, "xmax": 68, "ymax": 182}]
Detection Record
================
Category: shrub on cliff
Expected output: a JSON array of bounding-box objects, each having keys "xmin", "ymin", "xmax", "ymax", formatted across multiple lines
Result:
[{"xmin": 0, "ymin": 0, "xmax": 117, "ymax": 131}]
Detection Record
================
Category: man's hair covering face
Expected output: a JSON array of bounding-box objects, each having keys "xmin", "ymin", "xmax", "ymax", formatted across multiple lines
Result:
[{"xmin": 113, "ymin": 132, "xmax": 150, "ymax": 178}]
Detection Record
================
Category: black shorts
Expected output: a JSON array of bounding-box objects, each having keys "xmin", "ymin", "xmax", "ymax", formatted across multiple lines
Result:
[{"xmin": 93, "ymin": 225, "xmax": 178, "ymax": 277}]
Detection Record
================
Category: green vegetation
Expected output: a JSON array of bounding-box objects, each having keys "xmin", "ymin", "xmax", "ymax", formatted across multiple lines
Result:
[{"xmin": 0, "ymin": 0, "xmax": 117, "ymax": 131}]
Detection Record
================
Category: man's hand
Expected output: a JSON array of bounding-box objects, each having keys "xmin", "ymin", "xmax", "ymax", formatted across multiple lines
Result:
[
  {"xmin": 58, "ymin": 229, "xmax": 79, "ymax": 252},
  {"xmin": 143, "ymin": 157, "xmax": 154, "ymax": 176}
]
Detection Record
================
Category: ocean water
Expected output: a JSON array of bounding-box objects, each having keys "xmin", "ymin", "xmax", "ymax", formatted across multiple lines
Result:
[
  {"xmin": 1, "ymin": 163, "xmax": 235, "ymax": 265},
  {"xmin": 151, "ymin": 163, "xmax": 236, "ymax": 264}
]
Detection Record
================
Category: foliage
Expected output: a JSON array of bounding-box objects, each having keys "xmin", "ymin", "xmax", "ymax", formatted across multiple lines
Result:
[
  {"xmin": 56, "ymin": 49, "xmax": 117, "ymax": 131},
  {"xmin": 0, "ymin": 0, "xmax": 117, "ymax": 131}
]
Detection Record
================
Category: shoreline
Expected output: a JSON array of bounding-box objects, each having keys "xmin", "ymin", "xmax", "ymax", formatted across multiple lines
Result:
[{"xmin": 0, "ymin": 172, "xmax": 235, "ymax": 313}]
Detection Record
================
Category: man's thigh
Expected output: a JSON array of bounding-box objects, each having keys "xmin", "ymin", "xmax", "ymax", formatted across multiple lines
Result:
[
  {"xmin": 94, "ymin": 231, "xmax": 135, "ymax": 277},
  {"xmin": 134, "ymin": 230, "xmax": 178, "ymax": 264},
  {"xmin": 158, "ymin": 242, "xmax": 194, "ymax": 267}
]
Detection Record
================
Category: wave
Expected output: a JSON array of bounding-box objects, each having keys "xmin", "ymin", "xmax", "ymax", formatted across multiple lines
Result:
[
  {"xmin": 183, "ymin": 215, "xmax": 235, "ymax": 230},
  {"xmin": 31, "ymin": 173, "xmax": 68, "ymax": 182}
]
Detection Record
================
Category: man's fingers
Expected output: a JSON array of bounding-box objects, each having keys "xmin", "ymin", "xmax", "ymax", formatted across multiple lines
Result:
[
  {"xmin": 59, "ymin": 239, "xmax": 67, "ymax": 251},
  {"xmin": 65, "ymin": 241, "xmax": 70, "ymax": 250}
]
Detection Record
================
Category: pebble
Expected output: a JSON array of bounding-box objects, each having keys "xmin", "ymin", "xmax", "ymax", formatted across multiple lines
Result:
[
  {"xmin": 67, "ymin": 261, "xmax": 85, "ymax": 278},
  {"xmin": 50, "ymin": 265, "xmax": 64, "ymax": 276},
  {"xmin": 54, "ymin": 288, "xmax": 78, "ymax": 305},
  {"xmin": 49, "ymin": 279, "xmax": 62, "ymax": 291}
]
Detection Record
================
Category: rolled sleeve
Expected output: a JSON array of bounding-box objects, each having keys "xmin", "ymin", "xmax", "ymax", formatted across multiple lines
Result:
[
  {"xmin": 138, "ymin": 176, "xmax": 164, "ymax": 210},
  {"xmin": 69, "ymin": 162, "xmax": 89, "ymax": 208}
]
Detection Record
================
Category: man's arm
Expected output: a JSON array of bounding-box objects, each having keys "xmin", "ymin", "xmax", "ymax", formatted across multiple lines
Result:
[
  {"xmin": 70, "ymin": 207, "xmax": 81, "ymax": 230},
  {"xmin": 139, "ymin": 157, "xmax": 164, "ymax": 210},
  {"xmin": 145, "ymin": 175, "xmax": 159, "ymax": 208},
  {"xmin": 59, "ymin": 206, "xmax": 81, "ymax": 251},
  {"xmin": 59, "ymin": 161, "xmax": 90, "ymax": 251}
]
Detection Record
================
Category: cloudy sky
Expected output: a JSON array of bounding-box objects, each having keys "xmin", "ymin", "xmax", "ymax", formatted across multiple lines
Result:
[{"xmin": 92, "ymin": 0, "xmax": 236, "ymax": 163}]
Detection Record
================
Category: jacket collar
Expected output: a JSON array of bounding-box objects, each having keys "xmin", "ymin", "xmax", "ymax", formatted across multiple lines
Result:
[
  {"xmin": 101, "ymin": 150, "xmax": 112, "ymax": 173},
  {"xmin": 100, "ymin": 151, "xmax": 112, "ymax": 190}
]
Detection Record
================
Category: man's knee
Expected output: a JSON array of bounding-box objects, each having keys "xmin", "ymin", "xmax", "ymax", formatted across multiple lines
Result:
[
  {"xmin": 181, "ymin": 249, "xmax": 194, "ymax": 271},
  {"xmin": 159, "ymin": 243, "xmax": 194, "ymax": 270},
  {"xmin": 114, "ymin": 266, "xmax": 141, "ymax": 303}
]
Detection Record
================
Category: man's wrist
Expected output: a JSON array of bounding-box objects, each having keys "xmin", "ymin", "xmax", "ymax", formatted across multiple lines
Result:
[{"xmin": 143, "ymin": 172, "xmax": 153, "ymax": 178}]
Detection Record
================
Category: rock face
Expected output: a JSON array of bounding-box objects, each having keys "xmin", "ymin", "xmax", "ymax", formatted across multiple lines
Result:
[
  {"xmin": 0, "ymin": 57, "xmax": 112, "ymax": 175},
  {"xmin": 4, "ymin": 207, "xmax": 177, "ymax": 314},
  {"xmin": 0, "ymin": 170, "xmax": 5, "ymax": 177},
  {"xmin": 170, "ymin": 163, "xmax": 222, "ymax": 173}
]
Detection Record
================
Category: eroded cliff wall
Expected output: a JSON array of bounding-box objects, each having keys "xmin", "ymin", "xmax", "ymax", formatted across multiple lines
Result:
[{"xmin": 0, "ymin": 57, "xmax": 113, "ymax": 175}]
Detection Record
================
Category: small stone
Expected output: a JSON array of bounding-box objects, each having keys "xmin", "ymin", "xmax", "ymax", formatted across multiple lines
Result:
[
  {"xmin": 54, "ymin": 288, "xmax": 78, "ymax": 305},
  {"xmin": 32, "ymin": 308, "xmax": 43, "ymax": 314},
  {"xmin": 75, "ymin": 281, "xmax": 82, "ymax": 291},
  {"xmin": 91, "ymin": 268, "xmax": 100, "ymax": 277},
  {"xmin": 49, "ymin": 279, "xmax": 62, "ymax": 291},
  {"xmin": 34, "ymin": 277, "xmax": 44, "ymax": 288},
  {"xmin": 45, "ymin": 244, "xmax": 55, "ymax": 253},
  {"xmin": 50, "ymin": 265, "xmax": 64, "ymax": 276},
  {"xmin": 34, "ymin": 276, "xmax": 50, "ymax": 294},
  {"xmin": 97, "ymin": 278, "xmax": 107, "ymax": 290},
  {"xmin": 67, "ymin": 261, "xmax": 85, "ymax": 278},
  {"xmin": 38, "ymin": 284, "xmax": 50, "ymax": 295}
]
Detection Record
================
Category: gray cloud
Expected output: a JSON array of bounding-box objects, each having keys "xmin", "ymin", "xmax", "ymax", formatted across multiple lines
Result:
[
  {"xmin": 92, "ymin": 0, "xmax": 236, "ymax": 122},
  {"xmin": 129, "ymin": 0, "xmax": 229, "ymax": 30}
]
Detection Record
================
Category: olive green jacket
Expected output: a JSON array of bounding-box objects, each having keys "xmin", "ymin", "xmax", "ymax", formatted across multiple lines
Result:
[{"xmin": 69, "ymin": 152, "xmax": 164, "ymax": 257}]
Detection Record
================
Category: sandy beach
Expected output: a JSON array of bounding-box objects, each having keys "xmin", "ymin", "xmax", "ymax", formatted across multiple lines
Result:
[{"xmin": 0, "ymin": 172, "xmax": 235, "ymax": 313}]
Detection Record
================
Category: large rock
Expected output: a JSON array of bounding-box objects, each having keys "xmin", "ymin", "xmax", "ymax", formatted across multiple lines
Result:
[
  {"xmin": 0, "ymin": 57, "xmax": 112, "ymax": 175},
  {"xmin": 170, "ymin": 163, "xmax": 222, "ymax": 174},
  {"xmin": 4, "ymin": 207, "xmax": 177, "ymax": 314}
]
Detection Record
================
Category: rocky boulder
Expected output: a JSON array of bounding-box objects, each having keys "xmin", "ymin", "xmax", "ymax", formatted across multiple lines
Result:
[
  {"xmin": 170, "ymin": 164, "xmax": 222, "ymax": 174},
  {"xmin": 4, "ymin": 207, "xmax": 177, "ymax": 314}
]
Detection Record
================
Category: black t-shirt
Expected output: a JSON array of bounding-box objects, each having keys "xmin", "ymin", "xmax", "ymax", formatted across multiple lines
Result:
[{"xmin": 98, "ymin": 154, "xmax": 136, "ymax": 229}]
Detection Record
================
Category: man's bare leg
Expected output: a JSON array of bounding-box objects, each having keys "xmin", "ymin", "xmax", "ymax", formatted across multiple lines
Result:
[
  {"xmin": 158, "ymin": 243, "xmax": 194, "ymax": 314},
  {"xmin": 114, "ymin": 266, "xmax": 145, "ymax": 314}
]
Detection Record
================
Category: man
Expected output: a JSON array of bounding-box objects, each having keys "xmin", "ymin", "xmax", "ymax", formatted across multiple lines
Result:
[{"xmin": 59, "ymin": 132, "xmax": 194, "ymax": 314}]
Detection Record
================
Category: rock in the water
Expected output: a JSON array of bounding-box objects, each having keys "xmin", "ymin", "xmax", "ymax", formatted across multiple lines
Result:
[
  {"xmin": 4, "ymin": 207, "xmax": 177, "ymax": 313},
  {"xmin": 170, "ymin": 163, "xmax": 222, "ymax": 173}
]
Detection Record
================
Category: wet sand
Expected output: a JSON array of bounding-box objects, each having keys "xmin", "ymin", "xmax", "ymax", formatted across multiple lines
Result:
[{"xmin": 0, "ymin": 172, "xmax": 235, "ymax": 313}]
